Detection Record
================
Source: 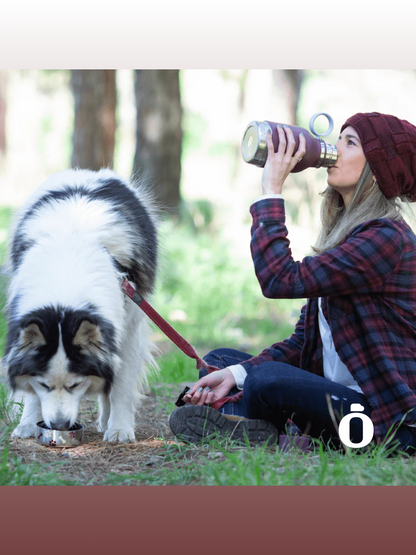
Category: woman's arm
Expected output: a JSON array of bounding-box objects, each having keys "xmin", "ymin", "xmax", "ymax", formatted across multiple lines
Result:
[
  {"xmin": 239, "ymin": 301, "xmax": 307, "ymax": 374},
  {"xmin": 250, "ymin": 200, "xmax": 403, "ymax": 299},
  {"xmin": 251, "ymin": 126, "xmax": 404, "ymax": 299}
]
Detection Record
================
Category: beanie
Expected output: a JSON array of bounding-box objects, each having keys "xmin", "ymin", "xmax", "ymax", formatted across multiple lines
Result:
[{"xmin": 340, "ymin": 112, "xmax": 416, "ymax": 201}]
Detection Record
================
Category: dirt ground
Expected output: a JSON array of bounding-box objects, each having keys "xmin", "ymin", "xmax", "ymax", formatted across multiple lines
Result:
[{"xmin": 5, "ymin": 382, "xmax": 194, "ymax": 485}]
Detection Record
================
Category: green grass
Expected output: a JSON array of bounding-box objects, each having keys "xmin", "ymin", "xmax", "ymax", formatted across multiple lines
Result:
[
  {"xmin": 98, "ymin": 438, "xmax": 416, "ymax": 486},
  {"xmin": 0, "ymin": 442, "xmax": 76, "ymax": 486},
  {"xmin": 0, "ymin": 206, "xmax": 13, "ymax": 358},
  {"xmin": 0, "ymin": 206, "xmax": 14, "ymax": 266},
  {"xmin": 0, "ymin": 382, "xmax": 21, "ymax": 427}
]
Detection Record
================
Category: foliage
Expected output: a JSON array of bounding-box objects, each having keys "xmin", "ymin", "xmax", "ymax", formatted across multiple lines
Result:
[{"xmin": 153, "ymin": 217, "xmax": 304, "ymax": 353}]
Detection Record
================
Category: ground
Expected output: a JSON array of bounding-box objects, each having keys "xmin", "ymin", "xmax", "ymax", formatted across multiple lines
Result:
[{"xmin": 4, "ymin": 382, "xmax": 193, "ymax": 485}]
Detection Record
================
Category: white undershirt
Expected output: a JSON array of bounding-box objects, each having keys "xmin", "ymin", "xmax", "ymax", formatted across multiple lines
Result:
[
  {"xmin": 229, "ymin": 300, "xmax": 363, "ymax": 393},
  {"xmin": 317, "ymin": 298, "xmax": 363, "ymax": 393}
]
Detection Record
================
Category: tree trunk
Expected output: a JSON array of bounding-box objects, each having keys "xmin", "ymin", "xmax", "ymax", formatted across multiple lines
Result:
[
  {"xmin": 70, "ymin": 70, "xmax": 117, "ymax": 170},
  {"xmin": 133, "ymin": 70, "xmax": 183, "ymax": 213},
  {"xmin": 273, "ymin": 70, "xmax": 305, "ymax": 125}
]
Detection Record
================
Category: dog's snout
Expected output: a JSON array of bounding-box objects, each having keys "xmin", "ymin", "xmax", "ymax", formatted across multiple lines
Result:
[{"xmin": 50, "ymin": 419, "xmax": 71, "ymax": 431}]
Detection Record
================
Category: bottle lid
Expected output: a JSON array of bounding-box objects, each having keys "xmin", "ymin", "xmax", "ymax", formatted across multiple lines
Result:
[
  {"xmin": 241, "ymin": 121, "xmax": 272, "ymax": 166},
  {"xmin": 309, "ymin": 112, "xmax": 334, "ymax": 138}
]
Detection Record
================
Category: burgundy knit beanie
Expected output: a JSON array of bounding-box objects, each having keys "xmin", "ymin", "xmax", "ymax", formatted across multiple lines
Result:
[{"xmin": 340, "ymin": 112, "xmax": 416, "ymax": 201}]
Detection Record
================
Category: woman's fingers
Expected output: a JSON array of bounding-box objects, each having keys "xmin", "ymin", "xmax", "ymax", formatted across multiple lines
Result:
[
  {"xmin": 190, "ymin": 372, "xmax": 222, "ymax": 394},
  {"xmin": 183, "ymin": 371, "xmax": 224, "ymax": 403},
  {"xmin": 276, "ymin": 125, "xmax": 286, "ymax": 157},
  {"xmin": 205, "ymin": 389, "xmax": 217, "ymax": 405},
  {"xmin": 195, "ymin": 387, "xmax": 212, "ymax": 406},
  {"xmin": 266, "ymin": 131, "xmax": 274, "ymax": 155},
  {"xmin": 182, "ymin": 367, "xmax": 236, "ymax": 405},
  {"xmin": 284, "ymin": 125, "xmax": 297, "ymax": 159},
  {"xmin": 294, "ymin": 132, "xmax": 307, "ymax": 161},
  {"xmin": 270, "ymin": 125, "xmax": 301, "ymax": 164}
]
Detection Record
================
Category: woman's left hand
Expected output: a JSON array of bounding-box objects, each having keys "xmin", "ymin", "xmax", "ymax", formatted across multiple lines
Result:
[
  {"xmin": 261, "ymin": 125, "xmax": 306, "ymax": 195},
  {"xmin": 182, "ymin": 368, "xmax": 236, "ymax": 406}
]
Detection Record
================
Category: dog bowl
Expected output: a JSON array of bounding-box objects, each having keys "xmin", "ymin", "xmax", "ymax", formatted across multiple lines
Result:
[{"xmin": 36, "ymin": 421, "xmax": 84, "ymax": 448}]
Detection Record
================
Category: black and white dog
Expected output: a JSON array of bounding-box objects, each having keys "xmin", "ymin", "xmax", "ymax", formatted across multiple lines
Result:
[{"xmin": 2, "ymin": 169, "xmax": 159, "ymax": 442}]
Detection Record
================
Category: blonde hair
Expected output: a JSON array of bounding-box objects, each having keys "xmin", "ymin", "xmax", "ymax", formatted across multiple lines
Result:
[{"xmin": 313, "ymin": 163, "xmax": 410, "ymax": 254}]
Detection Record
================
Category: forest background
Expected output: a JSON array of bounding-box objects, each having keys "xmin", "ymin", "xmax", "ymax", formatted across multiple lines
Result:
[
  {"xmin": 1, "ymin": 70, "xmax": 416, "ymax": 485},
  {"xmin": 2, "ymin": 70, "xmax": 416, "ymax": 370}
]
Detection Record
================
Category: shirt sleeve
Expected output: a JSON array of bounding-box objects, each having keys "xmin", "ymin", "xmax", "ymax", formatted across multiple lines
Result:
[
  {"xmin": 252, "ymin": 194, "xmax": 284, "ymax": 203},
  {"xmin": 228, "ymin": 364, "xmax": 248, "ymax": 390},
  {"xmin": 250, "ymin": 197, "xmax": 404, "ymax": 299},
  {"xmin": 240, "ymin": 303, "xmax": 307, "ymax": 374}
]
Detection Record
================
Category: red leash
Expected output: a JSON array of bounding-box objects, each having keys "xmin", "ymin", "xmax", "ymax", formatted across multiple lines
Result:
[
  {"xmin": 121, "ymin": 278, "xmax": 243, "ymax": 410},
  {"xmin": 121, "ymin": 278, "xmax": 312, "ymax": 452}
]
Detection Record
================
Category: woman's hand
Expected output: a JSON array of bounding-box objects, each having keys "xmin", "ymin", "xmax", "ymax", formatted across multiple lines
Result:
[
  {"xmin": 183, "ymin": 368, "xmax": 236, "ymax": 406},
  {"xmin": 261, "ymin": 125, "xmax": 306, "ymax": 195}
]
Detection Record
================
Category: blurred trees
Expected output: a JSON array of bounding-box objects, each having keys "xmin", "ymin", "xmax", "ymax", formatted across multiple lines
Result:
[
  {"xmin": 70, "ymin": 70, "xmax": 117, "ymax": 170},
  {"xmin": 273, "ymin": 70, "xmax": 305, "ymax": 125},
  {"xmin": 0, "ymin": 71, "xmax": 6, "ymax": 156},
  {"xmin": 133, "ymin": 70, "xmax": 183, "ymax": 214},
  {"xmin": 69, "ymin": 69, "xmax": 183, "ymax": 215}
]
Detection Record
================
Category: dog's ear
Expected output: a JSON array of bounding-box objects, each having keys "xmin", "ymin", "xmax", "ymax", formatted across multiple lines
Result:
[
  {"xmin": 73, "ymin": 320, "xmax": 106, "ymax": 356},
  {"xmin": 19, "ymin": 322, "xmax": 46, "ymax": 350}
]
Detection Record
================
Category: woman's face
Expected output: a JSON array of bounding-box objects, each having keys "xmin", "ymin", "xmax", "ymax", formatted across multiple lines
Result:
[{"xmin": 327, "ymin": 125, "xmax": 367, "ymax": 205}]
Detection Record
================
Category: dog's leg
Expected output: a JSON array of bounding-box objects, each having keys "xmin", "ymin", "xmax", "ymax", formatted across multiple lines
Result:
[
  {"xmin": 103, "ymin": 346, "xmax": 139, "ymax": 442},
  {"xmin": 97, "ymin": 393, "xmax": 111, "ymax": 432},
  {"xmin": 11, "ymin": 392, "xmax": 42, "ymax": 438},
  {"xmin": 104, "ymin": 308, "xmax": 154, "ymax": 443}
]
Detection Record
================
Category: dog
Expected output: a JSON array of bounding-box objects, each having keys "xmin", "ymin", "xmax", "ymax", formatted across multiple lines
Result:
[{"xmin": 1, "ymin": 168, "xmax": 159, "ymax": 443}]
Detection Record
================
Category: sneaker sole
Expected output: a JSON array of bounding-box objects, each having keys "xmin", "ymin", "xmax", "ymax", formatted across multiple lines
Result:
[{"xmin": 169, "ymin": 405, "xmax": 279, "ymax": 445}]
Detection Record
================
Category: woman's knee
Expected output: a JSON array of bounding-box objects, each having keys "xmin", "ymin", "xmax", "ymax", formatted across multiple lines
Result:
[
  {"xmin": 202, "ymin": 348, "xmax": 253, "ymax": 371},
  {"xmin": 244, "ymin": 364, "xmax": 284, "ymax": 404}
]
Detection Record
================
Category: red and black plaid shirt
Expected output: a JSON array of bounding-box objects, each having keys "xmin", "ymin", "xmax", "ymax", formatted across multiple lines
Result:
[{"xmin": 241, "ymin": 198, "xmax": 416, "ymax": 440}]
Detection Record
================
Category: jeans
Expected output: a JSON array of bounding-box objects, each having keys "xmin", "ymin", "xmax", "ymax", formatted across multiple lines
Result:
[{"xmin": 202, "ymin": 348, "xmax": 416, "ymax": 454}]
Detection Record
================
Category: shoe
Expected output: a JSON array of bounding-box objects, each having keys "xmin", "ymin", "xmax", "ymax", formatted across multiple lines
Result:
[{"xmin": 169, "ymin": 405, "xmax": 279, "ymax": 445}]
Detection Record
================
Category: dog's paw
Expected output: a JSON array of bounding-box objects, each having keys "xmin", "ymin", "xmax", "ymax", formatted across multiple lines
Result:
[
  {"xmin": 103, "ymin": 427, "xmax": 135, "ymax": 443},
  {"xmin": 96, "ymin": 419, "xmax": 107, "ymax": 433},
  {"xmin": 11, "ymin": 423, "xmax": 37, "ymax": 439}
]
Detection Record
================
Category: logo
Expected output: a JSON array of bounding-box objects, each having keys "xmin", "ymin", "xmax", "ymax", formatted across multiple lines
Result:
[{"xmin": 338, "ymin": 403, "xmax": 374, "ymax": 448}]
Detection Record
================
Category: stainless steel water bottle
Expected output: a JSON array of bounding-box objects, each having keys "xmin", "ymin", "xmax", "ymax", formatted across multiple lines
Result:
[{"xmin": 241, "ymin": 112, "xmax": 338, "ymax": 173}]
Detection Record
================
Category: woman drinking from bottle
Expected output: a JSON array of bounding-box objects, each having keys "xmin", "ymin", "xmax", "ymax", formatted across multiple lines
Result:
[{"xmin": 169, "ymin": 112, "xmax": 416, "ymax": 454}]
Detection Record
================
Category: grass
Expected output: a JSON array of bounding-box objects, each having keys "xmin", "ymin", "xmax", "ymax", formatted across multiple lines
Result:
[
  {"xmin": 0, "ymin": 442, "xmax": 76, "ymax": 486},
  {"xmin": 0, "ymin": 206, "xmax": 13, "ymax": 358},
  {"xmin": 94, "ymin": 438, "xmax": 416, "ymax": 487},
  {"xmin": 0, "ymin": 206, "xmax": 415, "ymax": 485}
]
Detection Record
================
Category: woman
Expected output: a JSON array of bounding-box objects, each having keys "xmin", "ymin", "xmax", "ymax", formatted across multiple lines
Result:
[{"xmin": 169, "ymin": 112, "xmax": 416, "ymax": 454}]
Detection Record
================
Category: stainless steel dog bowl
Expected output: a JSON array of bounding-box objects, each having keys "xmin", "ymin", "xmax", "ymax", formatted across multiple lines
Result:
[{"xmin": 36, "ymin": 421, "xmax": 84, "ymax": 447}]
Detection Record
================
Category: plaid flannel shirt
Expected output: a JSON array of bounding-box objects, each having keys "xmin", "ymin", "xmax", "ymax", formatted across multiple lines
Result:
[{"xmin": 240, "ymin": 198, "xmax": 416, "ymax": 440}]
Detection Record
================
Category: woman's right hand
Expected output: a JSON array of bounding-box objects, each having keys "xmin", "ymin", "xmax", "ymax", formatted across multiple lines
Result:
[
  {"xmin": 261, "ymin": 126, "xmax": 306, "ymax": 195},
  {"xmin": 183, "ymin": 368, "xmax": 236, "ymax": 406}
]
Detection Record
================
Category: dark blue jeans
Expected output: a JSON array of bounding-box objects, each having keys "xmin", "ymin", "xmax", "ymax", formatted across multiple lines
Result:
[{"xmin": 202, "ymin": 348, "xmax": 416, "ymax": 454}]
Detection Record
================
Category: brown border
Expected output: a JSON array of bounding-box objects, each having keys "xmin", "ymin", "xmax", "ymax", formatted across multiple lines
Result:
[{"xmin": 0, "ymin": 486, "xmax": 414, "ymax": 554}]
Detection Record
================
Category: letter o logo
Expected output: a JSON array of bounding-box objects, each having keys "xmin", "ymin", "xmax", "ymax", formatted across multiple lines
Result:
[{"xmin": 338, "ymin": 404, "xmax": 374, "ymax": 448}]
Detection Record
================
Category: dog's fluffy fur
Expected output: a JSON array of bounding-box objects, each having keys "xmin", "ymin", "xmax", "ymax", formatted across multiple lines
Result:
[{"xmin": 2, "ymin": 169, "xmax": 159, "ymax": 442}]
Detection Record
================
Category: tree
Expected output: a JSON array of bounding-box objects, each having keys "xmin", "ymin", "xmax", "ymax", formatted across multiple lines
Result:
[
  {"xmin": 70, "ymin": 70, "xmax": 117, "ymax": 170},
  {"xmin": 273, "ymin": 70, "xmax": 305, "ymax": 125},
  {"xmin": 133, "ymin": 70, "xmax": 183, "ymax": 213}
]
